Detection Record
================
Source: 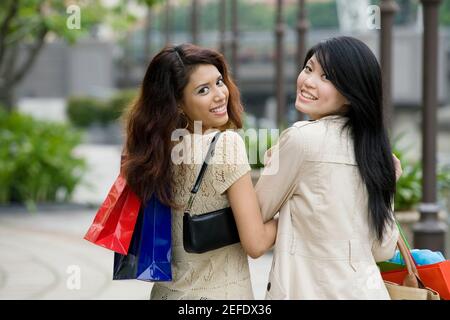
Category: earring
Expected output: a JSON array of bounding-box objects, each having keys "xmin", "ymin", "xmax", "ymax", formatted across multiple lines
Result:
[{"xmin": 179, "ymin": 110, "xmax": 189, "ymax": 130}]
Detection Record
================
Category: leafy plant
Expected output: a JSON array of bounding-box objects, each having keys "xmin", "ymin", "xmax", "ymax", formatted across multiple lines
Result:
[
  {"xmin": 0, "ymin": 109, "xmax": 86, "ymax": 210},
  {"xmin": 438, "ymin": 164, "xmax": 450, "ymax": 209},
  {"xmin": 66, "ymin": 97, "xmax": 106, "ymax": 128},
  {"xmin": 67, "ymin": 90, "xmax": 137, "ymax": 128},
  {"xmin": 393, "ymin": 141, "xmax": 450, "ymax": 211},
  {"xmin": 244, "ymin": 130, "xmax": 276, "ymax": 169},
  {"xmin": 106, "ymin": 89, "xmax": 137, "ymax": 124},
  {"xmin": 393, "ymin": 146, "xmax": 422, "ymax": 211},
  {"xmin": 242, "ymin": 115, "xmax": 277, "ymax": 169}
]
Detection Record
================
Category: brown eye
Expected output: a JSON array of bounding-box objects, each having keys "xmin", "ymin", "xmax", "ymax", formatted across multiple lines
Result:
[{"xmin": 198, "ymin": 87, "xmax": 210, "ymax": 95}]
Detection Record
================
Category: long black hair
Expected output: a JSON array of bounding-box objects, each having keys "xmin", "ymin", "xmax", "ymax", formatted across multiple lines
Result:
[{"xmin": 303, "ymin": 36, "xmax": 396, "ymax": 241}]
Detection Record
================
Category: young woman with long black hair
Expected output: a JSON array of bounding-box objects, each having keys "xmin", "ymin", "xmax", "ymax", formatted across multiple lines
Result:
[{"xmin": 255, "ymin": 36, "xmax": 402, "ymax": 299}]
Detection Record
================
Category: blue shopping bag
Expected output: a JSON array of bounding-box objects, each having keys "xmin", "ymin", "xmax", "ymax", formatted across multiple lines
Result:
[{"xmin": 113, "ymin": 194, "xmax": 172, "ymax": 281}]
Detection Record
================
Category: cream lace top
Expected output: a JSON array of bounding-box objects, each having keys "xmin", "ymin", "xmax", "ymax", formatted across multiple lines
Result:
[{"xmin": 150, "ymin": 130, "xmax": 254, "ymax": 300}]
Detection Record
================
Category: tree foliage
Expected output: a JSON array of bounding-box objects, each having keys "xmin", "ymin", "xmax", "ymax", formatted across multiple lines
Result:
[
  {"xmin": 0, "ymin": 0, "xmax": 161, "ymax": 111},
  {"xmin": 440, "ymin": 0, "xmax": 450, "ymax": 25}
]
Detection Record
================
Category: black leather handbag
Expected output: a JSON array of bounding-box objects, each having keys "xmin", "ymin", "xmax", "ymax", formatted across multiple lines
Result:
[{"xmin": 183, "ymin": 132, "xmax": 240, "ymax": 254}]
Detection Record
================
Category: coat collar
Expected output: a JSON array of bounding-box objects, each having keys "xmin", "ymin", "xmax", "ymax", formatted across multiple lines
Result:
[{"xmin": 315, "ymin": 114, "xmax": 347, "ymax": 122}]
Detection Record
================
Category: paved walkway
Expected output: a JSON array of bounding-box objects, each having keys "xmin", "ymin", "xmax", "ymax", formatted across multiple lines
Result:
[{"xmin": 0, "ymin": 207, "xmax": 272, "ymax": 300}]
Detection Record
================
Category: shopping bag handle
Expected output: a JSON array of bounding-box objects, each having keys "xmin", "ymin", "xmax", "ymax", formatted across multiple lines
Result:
[
  {"xmin": 395, "ymin": 220, "xmax": 412, "ymax": 250},
  {"xmin": 396, "ymin": 227, "xmax": 426, "ymax": 289}
]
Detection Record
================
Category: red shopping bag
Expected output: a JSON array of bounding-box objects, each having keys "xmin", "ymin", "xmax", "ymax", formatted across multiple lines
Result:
[
  {"xmin": 380, "ymin": 221, "xmax": 450, "ymax": 299},
  {"xmin": 84, "ymin": 175, "xmax": 141, "ymax": 255},
  {"xmin": 382, "ymin": 260, "xmax": 450, "ymax": 300}
]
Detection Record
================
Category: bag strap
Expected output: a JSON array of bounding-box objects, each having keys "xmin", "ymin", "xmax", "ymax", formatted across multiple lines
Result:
[
  {"xmin": 395, "ymin": 225, "xmax": 427, "ymax": 289},
  {"xmin": 185, "ymin": 131, "xmax": 222, "ymax": 215},
  {"xmin": 395, "ymin": 220, "xmax": 412, "ymax": 251},
  {"xmin": 394, "ymin": 220, "xmax": 412, "ymax": 266},
  {"xmin": 396, "ymin": 235, "xmax": 419, "ymax": 288}
]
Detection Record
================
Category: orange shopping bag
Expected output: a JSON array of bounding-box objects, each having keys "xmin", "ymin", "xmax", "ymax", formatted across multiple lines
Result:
[
  {"xmin": 381, "ymin": 221, "xmax": 450, "ymax": 299},
  {"xmin": 382, "ymin": 260, "xmax": 450, "ymax": 300}
]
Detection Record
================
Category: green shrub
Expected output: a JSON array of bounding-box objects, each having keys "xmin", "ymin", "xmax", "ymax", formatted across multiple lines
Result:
[
  {"xmin": 242, "ymin": 115, "xmax": 276, "ymax": 169},
  {"xmin": 393, "ymin": 144, "xmax": 450, "ymax": 211},
  {"xmin": 67, "ymin": 96, "xmax": 106, "ymax": 128},
  {"xmin": 0, "ymin": 109, "xmax": 86, "ymax": 209},
  {"xmin": 106, "ymin": 89, "xmax": 137, "ymax": 124},
  {"xmin": 438, "ymin": 165, "xmax": 450, "ymax": 207},
  {"xmin": 67, "ymin": 90, "xmax": 137, "ymax": 128},
  {"xmin": 393, "ymin": 147, "xmax": 422, "ymax": 211},
  {"xmin": 244, "ymin": 130, "xmax": 276, "ymax": 169}
]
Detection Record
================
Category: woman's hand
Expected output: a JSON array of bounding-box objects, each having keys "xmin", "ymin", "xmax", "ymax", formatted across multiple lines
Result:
[{"xmin": 392, "ymin": 154, "xmax": 402, "ymax": 182}]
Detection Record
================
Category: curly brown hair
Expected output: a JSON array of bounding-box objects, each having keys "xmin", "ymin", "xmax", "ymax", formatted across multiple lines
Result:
[{"xmin": 122, "ymin": 44, "xmax": 244, "ymax": 207}]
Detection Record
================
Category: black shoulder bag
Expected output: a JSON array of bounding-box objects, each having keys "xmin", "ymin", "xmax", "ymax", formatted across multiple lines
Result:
[{"xmin": 183, "ymin": 131, "xmax": 241, "ymax": 254}]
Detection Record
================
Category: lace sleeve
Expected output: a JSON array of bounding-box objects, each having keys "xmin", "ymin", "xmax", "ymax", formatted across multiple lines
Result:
[{"xmin": 211, "ymin": 130, "xmax": 251, "ymax": 195}]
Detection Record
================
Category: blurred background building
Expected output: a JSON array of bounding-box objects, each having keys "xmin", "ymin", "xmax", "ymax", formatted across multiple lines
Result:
[{"xmin": 14, "ymin": 0, "xmax": 449, "ymax": 122}]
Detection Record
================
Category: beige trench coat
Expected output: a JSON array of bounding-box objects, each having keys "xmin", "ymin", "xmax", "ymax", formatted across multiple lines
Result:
[{"xmin": 255, "ymin": 115, "xmax": 399, "ymax": 300}]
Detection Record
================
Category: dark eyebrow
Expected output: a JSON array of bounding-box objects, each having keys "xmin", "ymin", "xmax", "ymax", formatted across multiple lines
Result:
[{"xmin": 194, "ymin": 75, "xmax": 223, "ymax": 90}]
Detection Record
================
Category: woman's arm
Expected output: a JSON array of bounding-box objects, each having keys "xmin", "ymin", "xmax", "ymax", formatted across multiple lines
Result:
[
  {"xmin": 371, "ymin": 221, "xmax": 399, "ymax": 262},
  {"xmin": 393, "ymin": 153, "xmax": 402, "ymax": 181},
  {"xmin": 227, "ymin": 172, "xmax": 278, "ymax": 259},
  {"xmin": 211, "ymin": 131, "xmax": 277, "ymax": 259},
  {"xmin": 255, "ymin": 127, "xmax": 305, "ymax": 222}
]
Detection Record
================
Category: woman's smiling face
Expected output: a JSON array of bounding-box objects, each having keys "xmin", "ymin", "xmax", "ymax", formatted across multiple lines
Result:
[
  {"xmin": 295, "ymin": 54, "xmax": 349, "ymax": 120},
  {"xmin": 180, "ymin": 64, "xmax": 229, "ymax": 131}
]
